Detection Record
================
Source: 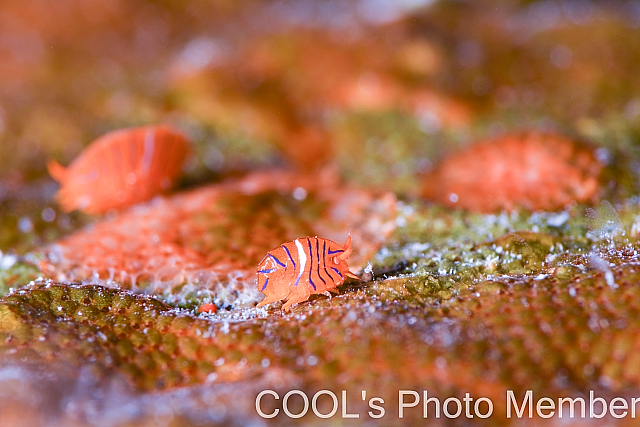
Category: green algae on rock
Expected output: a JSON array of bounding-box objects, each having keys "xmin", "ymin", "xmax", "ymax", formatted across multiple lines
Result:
[
  {"xmin": 0, "ymin": 281, "xmax": 238, "ymax": 391},
  {"xmin": 4, "ymin": 262, "xmax": 640, "ymax": 425},
  {"xmin": 0, "ymin": 258, "xmax": 41, "ymax": 298}
]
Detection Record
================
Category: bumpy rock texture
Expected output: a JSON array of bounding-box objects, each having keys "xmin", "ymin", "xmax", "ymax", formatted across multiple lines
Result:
[{"xmin": 5, "ymin": 241, "xmax": 640, "ymax": 425}]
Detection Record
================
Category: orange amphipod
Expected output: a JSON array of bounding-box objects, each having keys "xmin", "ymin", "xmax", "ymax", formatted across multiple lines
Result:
[
  {"xmin": 421, "ymin": 131, "xmax": 602, "ymax": 213},
  {"xmin": 198, "ymin": 303, "xmax": 218, "ymax": 314},
  {"xmin": 47, "ymin": 125, "xmax": 190, "ymax": 214},
  {"xmin": 256, "ymin": 236, "xmax": 359, "ymax": 311}
]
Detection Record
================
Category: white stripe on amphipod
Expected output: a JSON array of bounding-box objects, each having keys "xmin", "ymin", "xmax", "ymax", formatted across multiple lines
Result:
[
  {"xmin": 141, "ymin": 128, "xmax": 156, "ymax": 174},
  {"xmin": 294, "ymin": 239, "xmax": 307, "ymax": 286}
]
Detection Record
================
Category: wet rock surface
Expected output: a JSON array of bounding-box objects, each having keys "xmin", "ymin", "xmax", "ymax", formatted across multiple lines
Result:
[
  {"xmin": 3, "ymin": 1, "xmax": 640, "ymax": 426},
  {"xmin": 5, "ymin": 242, "xmax": 640, "ymax": 426}
]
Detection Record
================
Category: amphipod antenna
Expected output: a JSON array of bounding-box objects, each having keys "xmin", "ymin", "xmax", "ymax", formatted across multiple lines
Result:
[
  {"xmin": 47, "ymin": 160, "xmax": 68, "ymax": 183},
  {"xmin": 341, "ymin": 234, "xmax": 359, "ymax": 280}
]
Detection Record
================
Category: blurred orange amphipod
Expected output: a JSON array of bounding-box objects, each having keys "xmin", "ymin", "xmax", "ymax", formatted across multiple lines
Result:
[
  {"xmin": 421, "ymin": 131, "xmax": 602, "ymax": 213},
  {"xmin": 256, "ymin": 236, "xmax": 359, "ymax": 311},
  {"xmin": 198, "ymin": 303, "xmax": 218, "ymax": 314},
  {"xmin": 48, "ymin": 125, "xmax": 191, "ymax": 214}
]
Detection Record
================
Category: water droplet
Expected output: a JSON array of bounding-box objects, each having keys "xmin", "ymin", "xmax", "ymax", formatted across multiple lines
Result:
[
  {"xmin": 18, "ymin": 217, "xmax": 34, "ymax": 233},
  {"xmin": 41, "ymin": 208, "xmax": 56, "ymax": 222}
]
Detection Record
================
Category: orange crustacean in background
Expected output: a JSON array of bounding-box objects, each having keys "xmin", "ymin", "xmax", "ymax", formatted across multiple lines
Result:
[
  {"xmin": 47, "ymin": 125, "xmax": 191, "ymax": 215},
  {"xmin": 421, "ymin": 131, "xmax": 604, "ymax": 213}
]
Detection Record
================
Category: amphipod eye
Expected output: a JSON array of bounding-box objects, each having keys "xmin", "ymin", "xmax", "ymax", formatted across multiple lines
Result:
[{"xmin": 333, "ymin": 257, "xmax": 340, "ymax": 265}]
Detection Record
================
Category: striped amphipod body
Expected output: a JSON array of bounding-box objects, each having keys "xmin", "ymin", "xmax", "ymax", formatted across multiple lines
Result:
[
  {"xmin": 47, "ymin": 124, "xmax": 190, "ymax": 214},
  {"xmin": 256, "ymin": 236, "xmax": 359, "ymax": 311}
]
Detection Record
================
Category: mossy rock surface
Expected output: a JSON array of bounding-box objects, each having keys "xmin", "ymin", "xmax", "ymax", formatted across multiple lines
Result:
[
  {"xmin": 4, "ymin": 1, "xmax": 640, "ymax": 426},
  {"xmin": 2, "ymin": 248, "xmax": 640, "ymax": 425}
]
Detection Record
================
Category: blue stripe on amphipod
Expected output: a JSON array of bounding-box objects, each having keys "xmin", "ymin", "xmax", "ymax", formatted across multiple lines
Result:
[
  {"xmin": 282, "ymin": 244, "xmax": 296, "ymax": 269},
  {"xmin": 260, "ymin": 277, "xmax": 269, "ymax": 291},
  {"xmin": 322, "ymin": 240, "xmax": 332, "ymax": 281},
  {"xmin": 328, "ymin": 249, "xmax": 344, "ymax": 255},
  {"xmin": 316, "ymin": 239, "xmax": 327, "ymax": 286},
  {"xmin": 258, "ymin": 269, "xmax": 276, "ymax": 274},
  {"xmin": 331, "ymin": 267, "xmax": 343, "ymax": 278},
  {"xmin": 268, "ymin": 253, "xmax": 286, "ymax": 268},
  {"xmin": 307, "ymin": 238, "xmax": 316, "ymax": 290}
]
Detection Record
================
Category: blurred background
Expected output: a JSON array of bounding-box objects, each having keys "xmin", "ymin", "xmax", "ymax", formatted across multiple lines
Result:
[
  {"xmin": 2, "ymin": 0, "xmax": 640, "ymax": 263},
  {"xmin": 3, "ymin": 0, "xmax": 640, "ymax": 185}
]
